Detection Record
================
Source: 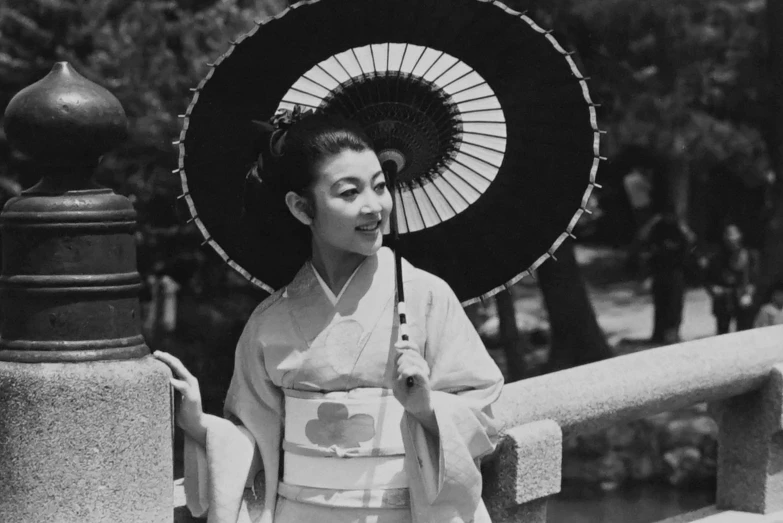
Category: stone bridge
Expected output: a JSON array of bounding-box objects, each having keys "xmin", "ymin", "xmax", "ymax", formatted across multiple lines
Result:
[{"xmin": 1, "ymin": 64, "xmax": 782, "ymax": 523}]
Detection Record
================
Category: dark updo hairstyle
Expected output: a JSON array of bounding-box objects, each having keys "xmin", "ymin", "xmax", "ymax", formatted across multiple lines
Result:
[{"xmin": 253, "ymin": 111, "xmax": 376, "ymax": 199}]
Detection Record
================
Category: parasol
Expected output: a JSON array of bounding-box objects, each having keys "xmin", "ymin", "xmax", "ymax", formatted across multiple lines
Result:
[{"xmin": 176, "ymin": 0, "xmax": 603, "ymax": 306}]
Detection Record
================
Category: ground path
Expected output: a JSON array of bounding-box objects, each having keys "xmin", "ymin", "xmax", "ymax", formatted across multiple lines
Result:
[{"xmin": 478, "ymin": 246, "xmax": 719, "ymax": 362}]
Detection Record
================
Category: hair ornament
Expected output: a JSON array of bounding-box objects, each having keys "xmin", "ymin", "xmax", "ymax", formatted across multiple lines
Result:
[
  {"xmin": 246, "ymin": 105, "xmax": 315, "ymax": 188},
  {"xmin": 267, "ymin": 105, "xmax": 316, "ymax": 157}
]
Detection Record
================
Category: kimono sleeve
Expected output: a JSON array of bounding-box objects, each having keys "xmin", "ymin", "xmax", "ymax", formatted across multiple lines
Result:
[
  {"xmin": 183, "ymin": 307, "xmax": 284, "ymax": 523},
  {"xmin": 401, "ymin": 276, "xmax": 504, "ymax": 522}
]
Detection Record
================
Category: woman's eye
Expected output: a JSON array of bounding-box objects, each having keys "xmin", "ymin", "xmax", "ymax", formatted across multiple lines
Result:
[
  {"xmin": 374, "ymin": 182, "xmax": 387, "ymax": 193},
  {"xmin": 340, "ymin": 188, "xmax": 359, "ymax": 198}
]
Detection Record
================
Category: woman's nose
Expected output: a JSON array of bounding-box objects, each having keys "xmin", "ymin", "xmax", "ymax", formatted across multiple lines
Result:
[{"xmin": 361, "ymin": 192, "xmax": 383, "ymax": 214}]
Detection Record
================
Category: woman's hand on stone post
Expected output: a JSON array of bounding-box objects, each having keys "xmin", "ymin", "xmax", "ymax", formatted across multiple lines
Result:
[{"xmin": 153, "ymin": 351, "xmax": 208, "ymax": 446}]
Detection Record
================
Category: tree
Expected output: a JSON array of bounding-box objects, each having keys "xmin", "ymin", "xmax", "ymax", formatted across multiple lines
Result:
[
  {"xmin": 494, "ymin": 290, "xmax": 530, "ymax": 381},
  {"xmin": 538, "ymin": 242, "xmax": 613, "ymax": 371},
  {"xmin": 500, "ymin": 1, "xmax": 773, "ymax": 368},
  {"xmin": 762, "ymin": 0, "xmax": 783, "ymax": 293},
  {"xmin": 520, "ymin": 1, "xmax": 773, "ymax": 355},
  {"xmin": 563, "ymin": 0, "xmax": 783, "ymax": 301}
]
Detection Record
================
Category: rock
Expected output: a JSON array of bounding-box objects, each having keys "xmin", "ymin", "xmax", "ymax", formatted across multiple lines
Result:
[
  {"xmin": 598, "ymin": 452, "xmax": 629, "ymax": 484},
  {"xmin": 561, "ymin": 409, "xmax": 718, "ymax": 490},
  {"xmin": 572, "ymin": 431, "xmax": 612, "ymax": 457},
  {"xmin": 606, "ymin": 423, "xmax": 638, "ymax": 448},
  {"xmin": 660, "ymin": 416, "xmax": 717, "ymax": 450},
  {"xmin": 663, "ymin": 446, "xmax": 703, "ymax": 486},
  {"xmin": 562, "ymin": 451, "xmax": 628, "ymax": 485},
  {"xmin": 628, "ymin": 454, "xmax": 657, "ymax": 481}
]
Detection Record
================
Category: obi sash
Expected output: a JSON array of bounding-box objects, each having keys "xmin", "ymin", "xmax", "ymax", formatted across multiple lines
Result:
[{"xmin": 279, "ymin": 388, "xmax": 409, "ymax": 509}]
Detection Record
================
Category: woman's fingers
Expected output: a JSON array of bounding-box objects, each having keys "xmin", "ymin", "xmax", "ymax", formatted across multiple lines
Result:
[
  {"xmin": 153, "ymin": 351, "xmax": 197, "ymax": 384},
  {"xmin": 395, "ymin": 349, "xmax": 429, "ymax": 370},
  {"xmin": 392, "ymin": 342, "xmax": 430, "ymax": 392},
  {"xmin": 170, "ymin": 378, "xmax": 189, "ymax": 393},
  {"xmin": 396, "ymin": 373, "xmax": 419, "ymax": 389},
  {"xmin": 397, "ymin": 359, "xmax": 428, "ymax": 378},
  {"xmin": 396, "ymin": 352, "xmax": 430, "ymax": 384},
  {"xmin": 397, "ymin": 370, "xmax": 425, "ymax": 388},
  {"xmin": 394, "ymin": 340, "xmax": 418, "ymax": 352}
]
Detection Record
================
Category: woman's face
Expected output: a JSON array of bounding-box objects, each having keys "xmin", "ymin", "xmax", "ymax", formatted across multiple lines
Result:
[{"xmin": 307, "ymin": 148, "xmax": 393, "ymax": 260}]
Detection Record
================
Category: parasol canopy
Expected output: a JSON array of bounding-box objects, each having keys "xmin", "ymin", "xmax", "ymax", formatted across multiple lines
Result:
[{"xmin": 177, "ymin": 0, "xmax": 602, "ymax": 305}]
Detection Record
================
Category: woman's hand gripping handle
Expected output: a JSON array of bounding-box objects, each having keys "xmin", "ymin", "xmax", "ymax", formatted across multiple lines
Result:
[{"xmin": 392, "ymin": 335, "xmax": 439, "ymax": 436}]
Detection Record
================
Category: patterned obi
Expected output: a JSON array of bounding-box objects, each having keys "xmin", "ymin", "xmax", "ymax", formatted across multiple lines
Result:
[{"xmin": 279, "ymin": 388, "xmax": 409, "ymax": 509}]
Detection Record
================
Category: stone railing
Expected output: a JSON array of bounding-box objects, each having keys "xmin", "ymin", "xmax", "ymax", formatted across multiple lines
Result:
[{"xmin": 483, "ymin": 325, "xmax": 783, "ymax": 522}]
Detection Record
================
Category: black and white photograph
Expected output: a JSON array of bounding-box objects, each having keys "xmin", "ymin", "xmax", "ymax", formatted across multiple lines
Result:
[{"xmin": 0, "ymin": 1, "xmax": 782, "ymax": 522}]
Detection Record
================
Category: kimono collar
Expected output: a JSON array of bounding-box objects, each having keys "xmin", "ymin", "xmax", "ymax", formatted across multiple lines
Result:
[
  {"xmin": 283, "ymin": 247, "xmax": 403, "ymax": 347},
  {"xmin": 310, "ymin": 260, "xmax": 364, "ymax": 305},
  {"xmin": 284, "ymin": 246, "xmax": 407, "ymax": 301}
]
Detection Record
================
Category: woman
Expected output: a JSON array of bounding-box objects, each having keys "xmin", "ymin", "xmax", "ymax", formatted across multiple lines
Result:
[{"xmin": 154, "ymin": 113, "xmax": 504, "ymax": 523}]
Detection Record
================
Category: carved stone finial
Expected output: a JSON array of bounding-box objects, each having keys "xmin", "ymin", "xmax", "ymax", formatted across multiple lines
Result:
[
  {"xmin": 4, "ymin": 62, "xmax": 127, "ymax": 170},
  {"xmin": 0, "ymin": 63, "xmax": 144, "ymax": 362}
]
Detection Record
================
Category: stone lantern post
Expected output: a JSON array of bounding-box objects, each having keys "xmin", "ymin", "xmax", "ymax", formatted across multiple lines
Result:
[{"xmin": 0, "ymin": 62, "xmax": 172, "ymax": 522}]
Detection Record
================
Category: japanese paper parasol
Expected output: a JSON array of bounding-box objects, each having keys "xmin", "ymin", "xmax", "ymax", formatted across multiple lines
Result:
[{"xmin": 176, "ymin": 0, "xmax": 602, "ymax": 306}]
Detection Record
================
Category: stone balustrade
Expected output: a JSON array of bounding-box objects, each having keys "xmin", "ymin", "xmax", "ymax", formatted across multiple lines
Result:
[{"xmin": 483, "ymin": 325, "xmax": 783, "ymax": 522}]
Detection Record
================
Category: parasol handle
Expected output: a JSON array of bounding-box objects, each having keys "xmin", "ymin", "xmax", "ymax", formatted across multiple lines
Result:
[{"xmin": 382, "ymin": 158, "xmax": 415, "ymax": 389}]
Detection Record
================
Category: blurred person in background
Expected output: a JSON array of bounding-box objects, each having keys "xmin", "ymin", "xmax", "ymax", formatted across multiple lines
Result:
[
  {"xmin": 637, "ymin": 208, "xmax": 696, "ymax": 344},
  {"xmin": 753, "ymin": 281, "xmax": 783, "ymax": 328},
  {"xmin": 704, "ymin": 224, "xmax": 759, "ymax": 334}
]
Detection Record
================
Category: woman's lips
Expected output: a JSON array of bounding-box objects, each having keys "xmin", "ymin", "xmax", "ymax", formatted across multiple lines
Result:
[{"xmin": 356, "ymin": 222, "xmax": 380, "ymax": 232}]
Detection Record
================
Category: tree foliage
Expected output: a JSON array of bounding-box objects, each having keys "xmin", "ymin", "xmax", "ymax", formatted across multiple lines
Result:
[
  {"xmin": 507, "ymin": 0, "xmax": 772, "ymax": 245},
  {"xmin": 583, "ymin": 0, "xmax": 768, "ymax": 181},
  {"xmin": 0, "ymin": 0, "xmax": 263, "ymax": 281}
]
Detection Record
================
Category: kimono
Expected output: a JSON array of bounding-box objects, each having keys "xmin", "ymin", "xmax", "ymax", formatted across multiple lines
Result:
[{"xmin": 183, "ymin": 246, "xmax": 504, "ymax": 523}]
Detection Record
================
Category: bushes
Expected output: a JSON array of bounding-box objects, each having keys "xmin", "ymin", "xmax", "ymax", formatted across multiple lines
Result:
[{"xmin": 563, "ymin": 404, "xmax": 718, "ymax": 491}]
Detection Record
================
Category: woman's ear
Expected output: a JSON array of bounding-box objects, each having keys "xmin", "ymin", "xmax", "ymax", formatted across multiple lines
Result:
[{"xmin": 285, "ymin": 191, "xmax": 314, "ymax": 226}]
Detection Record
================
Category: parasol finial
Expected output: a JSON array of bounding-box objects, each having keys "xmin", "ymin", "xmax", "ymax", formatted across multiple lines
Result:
[{"xmin": 378, "ymin": 149, "xmax": 407, "ymax": 176}]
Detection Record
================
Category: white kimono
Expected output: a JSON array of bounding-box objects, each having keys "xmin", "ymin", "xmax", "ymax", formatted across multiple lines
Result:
[{"xmin": 184, "ymin": 247, "xmax": 504, "ymax": 523}]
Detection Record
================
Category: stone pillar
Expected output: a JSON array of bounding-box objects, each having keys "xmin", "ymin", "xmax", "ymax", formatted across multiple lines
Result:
[
  {"xmin": 714, "ymin": 363, "xmax": 783, "ymax": 514},
  {"xmin": 482, "ymin": 420, "xmax": 562, "ymax": 522},
  {"xmin": 0, "ymin": 62, "xmax": 172, "ymax": 522}
]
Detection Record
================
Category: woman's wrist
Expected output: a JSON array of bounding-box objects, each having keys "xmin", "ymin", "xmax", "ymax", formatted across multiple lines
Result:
[
  {"xmin": 410, "ymin": 406, "xmax": 439, "ymax": 437},
  {"xmin": 181, "ymin": 415, "xmax": 208, "ymax": 447}
]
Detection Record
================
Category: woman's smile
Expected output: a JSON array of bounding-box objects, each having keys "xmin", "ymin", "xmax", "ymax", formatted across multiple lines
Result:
[{"xmin": 356, "ymin": 221, "xmax": 381, "ymax": 232}]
